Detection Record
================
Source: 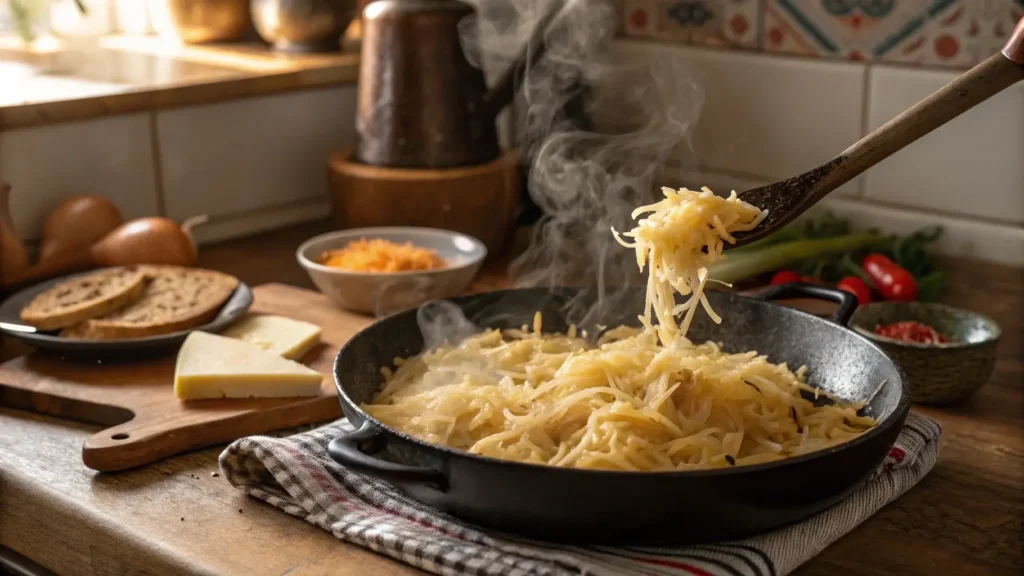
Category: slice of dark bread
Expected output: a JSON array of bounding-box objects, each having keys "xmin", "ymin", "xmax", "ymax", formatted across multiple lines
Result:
[
  {"xmin": 20, "ymin": 267, "xmax": 148, "ymax": 331},
  {"xmin": 60, "ymin": 266, "xmax": 238, "ymax": 340}
]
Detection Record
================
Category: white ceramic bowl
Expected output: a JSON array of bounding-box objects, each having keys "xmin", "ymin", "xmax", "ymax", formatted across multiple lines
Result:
[{"xmin": 296, "ymin": 227, "xmax": 487, "ymax": 316}]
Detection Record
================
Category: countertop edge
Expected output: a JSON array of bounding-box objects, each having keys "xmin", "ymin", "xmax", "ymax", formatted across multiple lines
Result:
[{"xmin": 0, "ymin": 467, "xmax": 221, "ymax": 576}]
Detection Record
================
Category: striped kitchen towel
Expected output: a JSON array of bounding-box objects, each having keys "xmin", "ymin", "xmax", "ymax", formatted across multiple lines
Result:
[{"xmin": 219, "ymin": 412, "xmax": 940, "ymax": 576}]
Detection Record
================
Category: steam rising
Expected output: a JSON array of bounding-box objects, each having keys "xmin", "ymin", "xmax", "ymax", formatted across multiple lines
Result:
[
  {"xmin": 417, "ymin": 300, "xmax": 479, "ymax": 350},
  {"xmin": 486, "ymin": 0, "xmax": 703, "ymax": 322},
  {"xmin": 417, "ymin": 0, "xmax": 705, "ymax": 345}
]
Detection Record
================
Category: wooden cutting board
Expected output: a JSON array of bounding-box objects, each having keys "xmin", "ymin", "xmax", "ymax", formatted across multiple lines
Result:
[{"xmin": 0, "ymin": 283, "xmax": 374, "ymax": 472}]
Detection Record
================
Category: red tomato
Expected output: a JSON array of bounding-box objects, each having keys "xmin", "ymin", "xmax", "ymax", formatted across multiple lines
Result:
[
  {"xmin": 862, "ymin": 254, "xmax": 918, "ymax": 301},
  {"xmin": 837, "ymin": 276, "xmax": 872, "ymax": 305},
  {"xmin": 770, "ymin": 270, "xmax": 802, "ymax": 285}
]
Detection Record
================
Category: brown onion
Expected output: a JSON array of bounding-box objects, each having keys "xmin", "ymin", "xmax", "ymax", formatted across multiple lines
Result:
[
  {"xmin": 40, "ymin": 195, "xmax": 124, "ymax": 261},
  {"xmin": 90, "ymin": 215, "xmax": 208, "ymax": 266},
  {"xmin": 2, "ymin": 215, "xmax": 208, "ymax": 288}
]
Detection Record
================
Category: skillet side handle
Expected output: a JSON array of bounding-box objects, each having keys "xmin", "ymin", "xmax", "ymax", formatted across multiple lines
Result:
[
  {"xmin": 754, "ymin": 282, "xmax": 859, "ymax": 326},
  {"xmin": 327, "ymin": 422, "xmax": 449, "ymax": 491}
]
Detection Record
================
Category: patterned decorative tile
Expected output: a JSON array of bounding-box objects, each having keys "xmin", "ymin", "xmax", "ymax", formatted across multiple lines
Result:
[
  {"xmin": 623, "ymin": 0, "xmax": 657, "ymax": 37},
  {"xmin": 623, "ymin": 0, "xmax": 761, "ymax": 48},
  {"xmin": 765, "ymin": 0, "xmax": 927, "ymax": 59},
  {"xmin": 911, "ymin": 0, "xmax": 1024, "ymax": 67},
  {"xmin": 763, "ymin": 0, "xmax": 1024, "ymax": 67}
]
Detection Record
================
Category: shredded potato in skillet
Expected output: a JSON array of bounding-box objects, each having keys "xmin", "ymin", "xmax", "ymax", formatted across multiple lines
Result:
[{"xmin": 362, "ymin": 187, "xmax": 877, "ymax": 471}]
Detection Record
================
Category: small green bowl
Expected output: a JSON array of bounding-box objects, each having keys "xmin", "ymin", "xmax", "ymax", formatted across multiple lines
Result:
[{"xmin": 850, "ymin": 302, "xmax": 1001, "ymax": 405}]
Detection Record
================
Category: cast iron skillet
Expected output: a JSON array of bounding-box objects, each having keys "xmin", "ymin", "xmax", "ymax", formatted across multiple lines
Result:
[{"xmin": 328, "ymin": 284, "xmax": 910, "ymax": 544}]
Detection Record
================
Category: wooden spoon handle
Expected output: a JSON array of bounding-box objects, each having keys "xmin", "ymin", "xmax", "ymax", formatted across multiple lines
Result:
[{"xmin": 816, "ymin": 19, "xmax": 1024, "ymax": 196}]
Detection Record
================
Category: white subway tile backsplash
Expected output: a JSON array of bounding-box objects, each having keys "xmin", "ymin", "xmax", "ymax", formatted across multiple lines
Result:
[
  {"xmin": 0, "ymin": 114, "xmax": 159, "ymax": 240},
  {"xmin": 672, "ymin": 167, "xmax": 1024, "ymax": 266},
  {"xmin": 157, "ymin": 86, "xmax": 357, "ymax": 222},
  {"xmin": 611, "ymin": 41, "xmax": 866, "ymax": 198},
  {"xmin": 810, "ymin": 197, "xmax": 1024, "ymax": 267},
  {"xmin": 670, "ymin": 167, "xmax": 767, "ymax": 194},
  {"xmin": 864, "ymin": 65, "xmax": 1024, "ymax": 225},
  {"xmin": 191, "ymin": 198, "xmax": 331, "ymax": 246}
]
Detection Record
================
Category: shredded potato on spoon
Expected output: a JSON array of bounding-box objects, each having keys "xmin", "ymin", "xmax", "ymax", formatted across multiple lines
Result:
[{"xmin": 612, "ymin": 186, "xmax": 766, "ymax": 343}]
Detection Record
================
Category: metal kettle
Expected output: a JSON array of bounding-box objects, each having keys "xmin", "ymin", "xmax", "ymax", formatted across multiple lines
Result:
[{"xmin": 355, "ymin": 0, "xmax": 554, "ymax": 168}]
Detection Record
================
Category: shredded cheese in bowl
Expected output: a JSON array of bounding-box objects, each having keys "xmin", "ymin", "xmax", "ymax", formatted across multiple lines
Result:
[{"xmin": 319, "ymin": 238, "xmax": 447, "ymax": 273}]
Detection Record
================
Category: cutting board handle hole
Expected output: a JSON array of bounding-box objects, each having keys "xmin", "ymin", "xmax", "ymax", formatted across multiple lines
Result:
[{"xmin": 111, "ymin": 433, "xmax": 130, "ymax": 440}]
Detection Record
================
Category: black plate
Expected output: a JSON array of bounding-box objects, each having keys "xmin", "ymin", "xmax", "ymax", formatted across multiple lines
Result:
[
  {"xmin": 327, "ymin": 284, "xmax": 910, "ymax": 544},
  {"xmin": 0, "ymin": 271, "xmax": 253, "ymax": 357}
]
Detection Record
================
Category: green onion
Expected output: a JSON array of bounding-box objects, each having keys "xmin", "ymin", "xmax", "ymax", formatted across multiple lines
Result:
[{"xmin": 709, "ymin": 233, "xmax": 887, "ymax": 284}]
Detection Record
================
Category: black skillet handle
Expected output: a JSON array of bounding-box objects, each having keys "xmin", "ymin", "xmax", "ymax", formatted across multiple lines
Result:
[
  {"xmin": 327, "ymin": 422, "xmax": 448, "ymax": 491},
  {"xmin": 753, "ymin": 282, "xmax": 859, "ymax": 326}
]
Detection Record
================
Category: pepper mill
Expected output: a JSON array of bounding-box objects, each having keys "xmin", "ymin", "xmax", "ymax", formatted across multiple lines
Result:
[{"xmin": 354, "ymin": 0, "xmax": 557, "ymax": 168}]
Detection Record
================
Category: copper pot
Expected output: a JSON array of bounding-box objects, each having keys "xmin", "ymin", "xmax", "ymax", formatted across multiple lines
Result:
[
  {"xmin": 251, "ymin": 0, "xmax": 359, "ymax": 52},
  {"xmin": 355, "ymin": 0, "xmax": 559, "ymax": 169},
  {"xmin": 149, "ymin": 0, "xmax": 251, "ymax": 44}
]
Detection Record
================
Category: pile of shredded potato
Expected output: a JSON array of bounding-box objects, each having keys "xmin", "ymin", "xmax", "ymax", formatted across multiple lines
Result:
[
  {"xmin": 320, "ymin": 238, "xmax": 446, "ymax": 273},
  {"xmin": 362, "ymin": 187, "xmax": 877, "ymax": 471}
]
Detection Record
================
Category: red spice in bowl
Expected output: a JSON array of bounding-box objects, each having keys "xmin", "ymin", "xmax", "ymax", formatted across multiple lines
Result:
[
  {"xmin": 874, "ymin": 321, "xmax": 950, "ymax": 345},
  {"xmin": 851, "ymin": 302, "xmax": 999, "ymax": 404}
]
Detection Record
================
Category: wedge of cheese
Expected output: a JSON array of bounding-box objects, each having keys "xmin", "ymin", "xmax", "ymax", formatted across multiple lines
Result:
[
  {"xmin": 174, "ymin": 331, "xmax": 323, "ymax": 400},
  {"xmin": 220, "ymin": 314, "xmax": 322, "ymax": 360}
]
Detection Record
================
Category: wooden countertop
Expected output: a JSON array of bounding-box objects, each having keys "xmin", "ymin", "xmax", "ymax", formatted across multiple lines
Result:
[
  {"xmin": 0, "ymin": 34, "xmax": 359, "ymax": 131},
  {"xmin": 0, "ymin": 221, "xmax": 1021, "ymax": 576}
]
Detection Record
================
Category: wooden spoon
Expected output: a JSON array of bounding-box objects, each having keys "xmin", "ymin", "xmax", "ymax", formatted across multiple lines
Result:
[{"xmin": 728, "ymin": 17, "xmax": 1024, "ymax": 249}]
